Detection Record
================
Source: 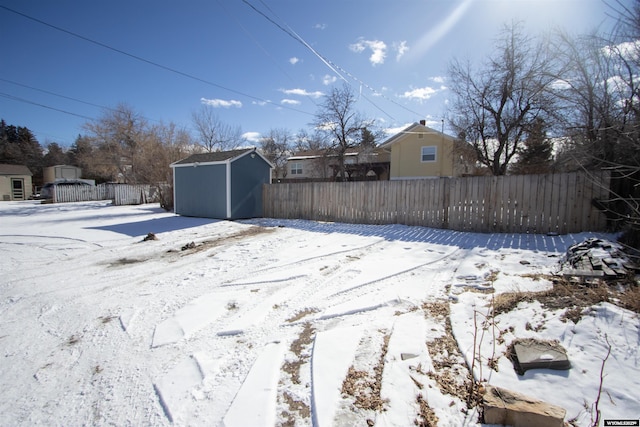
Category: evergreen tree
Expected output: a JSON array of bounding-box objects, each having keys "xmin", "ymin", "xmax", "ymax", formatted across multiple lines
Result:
[
  {"xmin": 43, "ymin": 142, "xmax": 68, "ymax": 167},
  {"xmin": 0, "ymin": 119, "xmax": 44, "ymax": 185},
  {"xmin": 511, "ymin": 118, "xmax": 554, "ymax": 174}
]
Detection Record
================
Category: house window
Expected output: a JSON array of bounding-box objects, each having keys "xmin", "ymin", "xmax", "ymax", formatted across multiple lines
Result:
[
  {"xmin": 421, "ymin": 146, "xmax": 437, "ymax": 162},
  {"xmin": 290, "ymin": 162, "xmax": 303, "ymax": 175}
]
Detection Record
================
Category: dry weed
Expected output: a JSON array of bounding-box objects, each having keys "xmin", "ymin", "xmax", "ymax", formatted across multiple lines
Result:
[
  {"xmin": 492, "ymin": 278, "xmax": 616, "ymax": 322},
  {"xmin": 619, "ymin": 284, "xmax": 640, "ymax": 313},
  {"xmin": 426, "ymin": 311, "xmax": 473, "ymax": 405},
  {"xmin": 279, "ymin": 391, "xmax": 310, "ymax": 427},
  {"xmin": 415, "ymin": 394, "xmax": 439, "ymax": 426},
  {"xmin": 341, "ymin": 334, "xmax": 390, "ymax": 412}
]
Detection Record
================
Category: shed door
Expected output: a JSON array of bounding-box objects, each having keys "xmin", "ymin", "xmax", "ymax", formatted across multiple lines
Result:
[{"xmin": 11, "ymin": 178, "xmax": 24, "ymax": 200}]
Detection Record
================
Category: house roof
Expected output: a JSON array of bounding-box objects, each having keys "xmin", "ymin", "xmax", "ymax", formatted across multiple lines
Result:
[
  {"xmin": 378, "ymin": 122, "xmax": 455, "ymax": 148},
  {"xmin": 288, "ymin": 146, "xmax": 383, "ymax": 161},
  {"xmin": 0, "ymin": 164, "xmax": 32, "ymax": 176},
  {"xmin": 172, "ymin": 148, "xmax": 273, "ymax": 168}
]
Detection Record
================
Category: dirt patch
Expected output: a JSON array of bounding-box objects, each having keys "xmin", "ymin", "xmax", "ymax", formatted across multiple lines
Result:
[
  {"xmin": 341, "ymin": 333, "xmax": 390, "ymax": 412},
  {"xmin": 289, "ymin": 322, "xmax": 315, "ymax": 358},
  {"xmin": 286, "ymin": 308, "xmax": 320, "ymax": 323},
  {"xmin": 108, "ymin": 257, "xmax": 146, "ymax": 267},
  {"xmin": 279, "ymin": 392, "xmax": 310, "ymax": 427},
  {"xmin": 422, "ymin": 301, "xmax": 449, "ymax": 318},
  {"xmin": 424, "ymin": 300, "xmax": 475, "ymax": 407},
  {"xmin": 178, "ymin": 226, "xmax": 275, "ymax": 255},
  {"xmin": 280, "ymin": 323, "xmax": 315, "ymax": 425},
  {"xmin": 415, "ymin": 394, "xmax": 439, "ymax": 427}
]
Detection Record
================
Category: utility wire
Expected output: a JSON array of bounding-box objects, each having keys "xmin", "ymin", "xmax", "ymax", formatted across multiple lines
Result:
[
  {"xmin": 0, "ymin": 4, "xmax": 313, "ymax": 117},
  {"xmin": 0, "ymin": 77, "xmax": 113, "ymax": 112},
  {"xmin": 246, "ymin": 0, "xmax": 426, "ymax": 121},
  {"xmin": 0, "ymin": 92, "xmax": 96, "ymax": 121},
  {"xmin": 0, "ymin": 77, "xmax": 192, "ymax": 129},
  {"xmin": 214, "ymin": 0, "xmax": 321, "ymax": 110}
]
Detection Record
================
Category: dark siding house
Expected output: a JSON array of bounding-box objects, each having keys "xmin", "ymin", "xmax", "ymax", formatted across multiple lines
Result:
[{"xmin": 170, "ymin": 148, "xmax": 273, "ymax": 219}]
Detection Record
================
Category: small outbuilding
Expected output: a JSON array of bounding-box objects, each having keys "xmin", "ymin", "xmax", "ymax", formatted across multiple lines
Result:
[
  {"xmin": 0, "ymin": 164, "xmax": 33, "ymax": 201},
  {"xmin": 43, "ymin": 165, "xmax": 82, "ymax": 183},
  {"xmin": 171, "ymin": 148, "xmax": 273, "ymax": 219}
]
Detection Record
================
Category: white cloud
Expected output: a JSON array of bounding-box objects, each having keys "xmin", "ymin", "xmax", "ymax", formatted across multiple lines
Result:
[
  {"xmin": 400, "ymin": 86, "xmax": 443, "ymax": 101},
  {"xmin": 289, "ymin": 57, "xmax": 300, "ymax": 65},
  {"xmin": 281, "ymin": 99, "xmax": 301, "ymax": 105},
  {"xmin": 349, "ymin": 38, "xmax": 387, "ymax": 66},
  {"xmin": 314, "ymin": 23, "xmax": 327, "ymax": 30},
  {"xmin": 322, "ymin": 74, "xmax": 337, "ymax": 85},
  {"xmin": 280, "ymin": 88, "xmax": 324, "ymax": 98},
  {"xmin": 252, "ymin": 100, "xmax": 268, "ymax": 106},
  {"xmin": 242, "ymin": 131, "xmax": 261, "ymax": 143},
  {"xmin": 550, "ymin": 79, "xmax": 572, "ymax": 90},
  {"xmin": 395, "ymin": 41, "xmax": 409, "ymax": 61},
  {"xmin": 602, "ymin": 40, "xmax": 640, "ymax": 60},
  {"xmin": 200, "ymin": 98, "xmax": 242, "ymax": 108},
  {"xmin": 431, "ymin": 76, "xmax": 445, "ymax": 84}
]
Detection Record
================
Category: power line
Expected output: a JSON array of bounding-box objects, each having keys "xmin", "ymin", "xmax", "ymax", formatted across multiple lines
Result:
[
  {"xmin": 0, "ymin": 77, "xmax": 192, "ymax": 129},
  {"xmin": 0, "ymin": 77, "xmax": 113, "ymax": 112},
  {"xmin": 0, "ymin": 4, "xmax": 314, "ymax": 118},
  {"xmin": 244, "ymin": 0, "xmax": 426, "ymax": 121},
  {"xmin": 0, "ymin": 92, "xmax": 96, "ymax": 121}
]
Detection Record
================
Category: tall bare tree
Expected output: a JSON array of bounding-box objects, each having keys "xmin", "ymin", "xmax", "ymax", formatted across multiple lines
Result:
[
  {"xmin": 551, "ymin": 0, "xmax": 640, "ymax": 242},
  {"xmin": 313, "ymin": 84, "xmax": 373, "ymax": 180},
  {"xmin": 191, "ymin": 106, "xmax": 244, "ymax": 152},
  {"xmin": 259, "ymin": 128, "xmax": 291, "ymax": 180},
  {"xmin": 83, "ymin": 104, "xmax": 147, "ymax": 183},
  {"xmin": 448, "ymin": 23, "xmax": 557, "ymax": 175}
]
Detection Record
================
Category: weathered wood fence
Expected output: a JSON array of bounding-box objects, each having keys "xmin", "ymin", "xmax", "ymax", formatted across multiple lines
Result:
[
  {"xmin": 52, "ymin": 184, "xmax": 158, "ymax": 205},
  {"xmin": 263, "ymin": 171, "xmax": 611, "ymax": 234}
]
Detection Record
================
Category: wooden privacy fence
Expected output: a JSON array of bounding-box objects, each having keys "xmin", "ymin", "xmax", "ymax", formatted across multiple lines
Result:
[
  {"xmin": 52, "ymin": 183, "xmax": 158, "ymax": 205},
  {"xmin": 263, "ymin": 171, "xmax": 611, "ymax": 234}
]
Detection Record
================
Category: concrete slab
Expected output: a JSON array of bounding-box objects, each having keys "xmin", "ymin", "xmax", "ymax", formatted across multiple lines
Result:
[{"xmin": 510, "ymin": 338, "xmax": 571, "ymax": 375}]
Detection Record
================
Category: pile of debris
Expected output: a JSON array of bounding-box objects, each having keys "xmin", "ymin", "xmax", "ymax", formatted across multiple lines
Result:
[{"xmin": 560, "ymin": 238, "xmax": 638, "ymax": 282}]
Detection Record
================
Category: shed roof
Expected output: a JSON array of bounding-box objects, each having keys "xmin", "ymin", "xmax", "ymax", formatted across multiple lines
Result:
[{"xmin": 0, "ymin": 164, "xmax": 32, "ymax": 176}]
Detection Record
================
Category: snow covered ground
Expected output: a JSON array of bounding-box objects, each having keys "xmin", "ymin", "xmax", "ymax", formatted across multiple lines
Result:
[{"xmin": 0, "ymin": 200, "xmax": 638, "ymax": 426}]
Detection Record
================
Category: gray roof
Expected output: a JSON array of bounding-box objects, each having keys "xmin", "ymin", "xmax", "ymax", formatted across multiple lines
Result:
[
  {"xmin": 0, "ymin": 164, "xmax": 32, "ymax": 176},
  {"xmin": 173, "ymin": 148, "xmax": 255, "ymax": 166}
]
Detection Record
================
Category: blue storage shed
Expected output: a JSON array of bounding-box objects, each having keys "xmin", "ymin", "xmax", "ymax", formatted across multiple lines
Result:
[{"xmin": 171, "ymin": 148, "xmax": 273, "ymax": 219}]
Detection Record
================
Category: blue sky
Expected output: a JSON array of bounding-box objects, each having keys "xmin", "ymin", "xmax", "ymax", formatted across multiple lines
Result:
[{"xmin": 0, "ymin": 0, "xmax": 627, "ymax": 147}]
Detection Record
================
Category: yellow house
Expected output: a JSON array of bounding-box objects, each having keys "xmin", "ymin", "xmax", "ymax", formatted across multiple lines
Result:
[
  {"xmin": 379, "ymin": 121, "xmax": 474, "ymax": 179},
  {"xmin": 0, "ymin": 164, "xmax": 33, "ymax": 201}
]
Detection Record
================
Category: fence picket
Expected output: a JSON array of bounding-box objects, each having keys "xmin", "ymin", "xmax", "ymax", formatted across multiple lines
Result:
[
  {"xmin": 52, "ymin": 183, "xmax": 157, "ymax": 205},
  {"xmin": 264, "ymin": 171, "xmax": 610, "ymax": 234}
]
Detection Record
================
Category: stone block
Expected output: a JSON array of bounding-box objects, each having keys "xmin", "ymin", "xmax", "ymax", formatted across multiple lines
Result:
[{"xmin": 483, "ymin": 385, "xmax": 566, "ymax": 427}]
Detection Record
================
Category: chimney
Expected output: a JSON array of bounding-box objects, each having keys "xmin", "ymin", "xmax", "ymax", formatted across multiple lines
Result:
[{"xmin": 419, "ymin": 119, "xmax": 426, "ymax": 126}]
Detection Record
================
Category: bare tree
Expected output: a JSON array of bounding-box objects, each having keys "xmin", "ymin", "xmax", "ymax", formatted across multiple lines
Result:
[
  {"xmin": 313, "ymin": 84, "xmax": 373, "ymax": 180},
  {"xmin": 448, "ymin": 23, "xmax": 557, "ymax": 175},
  {"xmin": 83, "ymin": 103, "xmax": 147, "ymax": 183},
  {"xmin": 551, "ymin": 30, "xmax": 622, "ymax": 169},
  {"xmin": 551, "ymin": 0, "xmax": 640, "ymax": 243},
  {"xmin": 259, "ymin": 128, "xmax": 291, "ymax": 180},
  {"xmin": 191, "ymin": 106, "xmax": 245, "ymax": 152}
]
